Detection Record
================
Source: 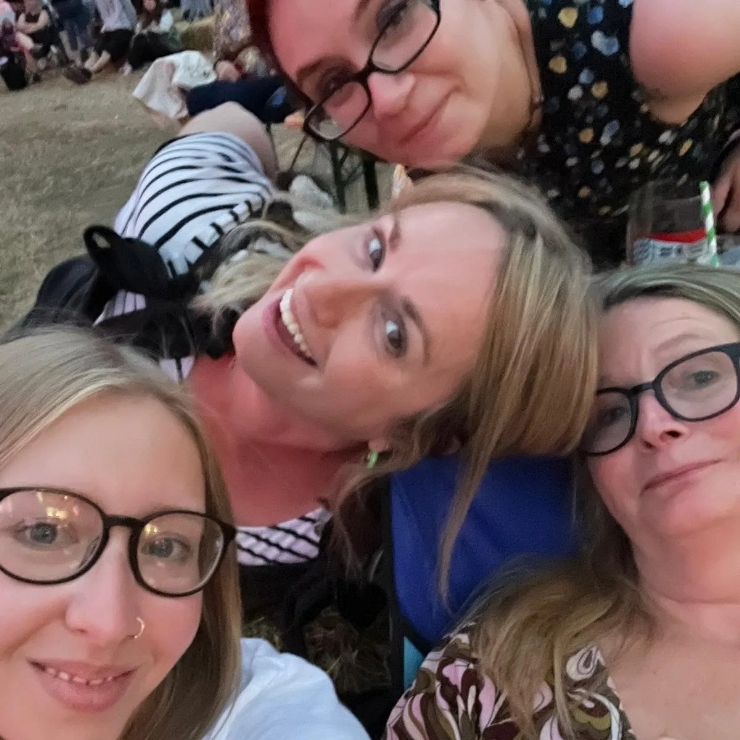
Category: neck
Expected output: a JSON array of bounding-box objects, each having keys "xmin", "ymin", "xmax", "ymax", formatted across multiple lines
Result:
[
  {"xmin": 189, "ymin": 355, "xmax": 360, "ymax": 525},
  {"xmin": 636, "ymin": 523, "xmax": 740, "ymax": 645},
  {"xmin": 192, "ymin": 354, "xmax": 352, "ymax": 451},
  {"xmin": 478, "ymin": 0, "xmax": 540, "ymax": 159}
]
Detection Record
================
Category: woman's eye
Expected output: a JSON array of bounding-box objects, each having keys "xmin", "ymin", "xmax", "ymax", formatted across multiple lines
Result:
[
  {"xmin": 141, "ymin": 537, "xmax": 192, "ymax": 563},
  {"xmin": 367, "ymin": 235, "xmax": 385, "ymax": 271},
  {"xmin": 384, "ymin": 317, "xmax": 407, "ymax": 357},
  {"xmin": 687, "ymin": 369, "xmax": 720, "ymax": 388},
  {"xmin": 317, "ymin": 70, "xmax": 350, "ymax": 100},
  {"xmin": 13, "ymin": 520, "xmax": 77, "ymax": 550}
]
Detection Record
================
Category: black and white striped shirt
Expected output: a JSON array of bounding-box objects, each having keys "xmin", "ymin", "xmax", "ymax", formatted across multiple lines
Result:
[{"xmin": 98, "ymin": 132, "xmax": 328, "ymax": 567}]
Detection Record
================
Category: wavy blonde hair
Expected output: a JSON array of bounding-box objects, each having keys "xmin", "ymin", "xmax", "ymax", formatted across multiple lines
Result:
[
  {"xmin": 197, "ymin": 168, "xmax": 599, "ymax": 591},
  {"xmin": 470, "ymin": 263, "xmax": 740, "ymax": 739},
  {"xmin": 0, "ymin": 328, "xmax": 241, "ymax": 740}
]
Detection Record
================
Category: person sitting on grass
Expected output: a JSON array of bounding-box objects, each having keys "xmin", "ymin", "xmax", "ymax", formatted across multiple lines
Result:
[
  {"xmin": 0, "ymin": 17, "xmax": 31, "ymax": 89},
  {"xmin": 51, "ymin": 0, "xmax": 93, "ymax": 65},
  {"xmin": 16, "ymin": 0, "xmax": 53, "ymax": 69},
  {"xmin": 63, "ymin": 0, "xmax": 134, "ymax": 84},
  {"xmin": 120, "ymin": 0, "xmax": 180, "ymax": 74}
]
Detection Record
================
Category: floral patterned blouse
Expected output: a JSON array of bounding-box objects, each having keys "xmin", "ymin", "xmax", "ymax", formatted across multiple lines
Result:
[{"xmin": 384, "ymin": 629, "xmax": 637, "ymax": 740}]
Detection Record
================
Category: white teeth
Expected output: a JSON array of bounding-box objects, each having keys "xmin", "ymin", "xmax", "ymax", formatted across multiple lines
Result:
[
  {"xmin": 279, "ymin": 289, "xmax": 314, "ymax": 362},
  {"xmin": 40, "ymin": 665, "xmax": 119, "ymax": 687}
]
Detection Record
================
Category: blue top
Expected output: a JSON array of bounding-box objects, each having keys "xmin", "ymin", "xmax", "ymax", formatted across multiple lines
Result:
[{"xmin": 391, "ymin": 455, "xmax": 578, "ymax": 645}]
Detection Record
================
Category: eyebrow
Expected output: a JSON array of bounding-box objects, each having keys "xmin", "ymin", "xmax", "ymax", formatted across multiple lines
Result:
[
  {"xmin": 352, "ymin": 0, "xmax": 374, "ymax": 23},
  {"xmin": 386, "ymin": 213, "xmax": 432, "ymax": 364},
  {"xmin": 402, "ymin": 297, "xmax": 432, "ymax": 365},
  {"xmin": 653, "ymin": 331, "xmax": 718, "ymax": 355},
  {"xmin": 296, "ymin": 58, "xmax": 330, "ymax": 92},
  {"xmin": 597, "ymin": 332, "xmax": 722, "ymax": 386},
  {"xmin": 295, "ymin": 0, "xmax": 376, "ymax": 90}
]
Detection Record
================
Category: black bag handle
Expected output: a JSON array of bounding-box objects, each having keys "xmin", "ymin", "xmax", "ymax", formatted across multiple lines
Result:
[{"xmin": 84, "ymin": 225, "xmax": 198, "ymax": 301}]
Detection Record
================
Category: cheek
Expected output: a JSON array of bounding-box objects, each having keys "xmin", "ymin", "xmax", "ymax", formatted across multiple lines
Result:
[
  {"xmin": 141, "ymin": 595, "xmax": 201, "ymax": 683},
  {"xmin": 702, "ymin": 404, "xmax": 740, "ymax": 455},
  {"xmin": 0, "ymin": 580, "xmax": 59, "ymax": 659},
  {"xmin": 587, "ymin": 454, "xmax": 636, "ymax": 522}
]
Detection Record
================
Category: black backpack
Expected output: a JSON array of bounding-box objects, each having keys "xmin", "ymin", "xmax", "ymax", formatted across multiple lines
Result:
[{"xmin": 0, "ymin": 47, "xmax": 27, "ymax": 91}]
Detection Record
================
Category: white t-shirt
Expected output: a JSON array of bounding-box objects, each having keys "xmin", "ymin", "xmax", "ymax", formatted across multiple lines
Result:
[{"xmin": 205, "ymin": 639, "xmax": 370, "ymax": 740}]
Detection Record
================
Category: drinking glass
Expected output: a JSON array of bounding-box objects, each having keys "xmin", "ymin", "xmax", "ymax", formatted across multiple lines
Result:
[{"xmin": 626, "ymin": 180, "xmax": 716, "ymax": 266}]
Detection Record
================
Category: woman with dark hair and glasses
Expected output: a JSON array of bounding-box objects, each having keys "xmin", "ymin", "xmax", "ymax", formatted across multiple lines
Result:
[
  {"xmin": 385, "ymin": 262, "xmax": 740, "ymax": 740},
  {"xmin": 248, "ymin": 0, "xmax": 740, "ymax": 267},
  {"xmin": 0, "ymin": 328, "xmax": 367, "ymax": 740}
]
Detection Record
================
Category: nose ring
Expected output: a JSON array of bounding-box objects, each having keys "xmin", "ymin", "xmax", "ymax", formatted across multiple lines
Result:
[{"xmin": 133, "ymin": 617, "xmax": 145, "ymax": 640}]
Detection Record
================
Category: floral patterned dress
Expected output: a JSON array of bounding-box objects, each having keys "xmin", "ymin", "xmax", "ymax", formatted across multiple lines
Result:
[
  {"xmin": 517, "ymin": 0, "xmax": 740, "ymax": 266},
  {"xmin": 384, "ymin": 629, "xmax": 637, "ymax": 740}
]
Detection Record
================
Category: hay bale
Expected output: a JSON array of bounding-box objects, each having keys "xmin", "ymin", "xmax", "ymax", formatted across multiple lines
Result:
[{"xmin": 178, "ymin": 16, "xmax": 214, "ymax": 53}]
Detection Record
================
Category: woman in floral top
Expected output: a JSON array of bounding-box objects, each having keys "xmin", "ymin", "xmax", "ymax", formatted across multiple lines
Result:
[{"xmin": 387, "ymin": 263, "xmax": 740, "ymax": 740}]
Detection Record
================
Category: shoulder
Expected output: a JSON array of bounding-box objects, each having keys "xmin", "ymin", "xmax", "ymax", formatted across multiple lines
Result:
[
  {"xmin": 205, "ymin": 639, "xmax": 369, "ymax": 740},
  {"xmin": 386, "ymin": 629, "xmax": 512, "ymax": 739},
  {"xmin": 630, "ymin": 0, "xmax": 740, "ymax": 98}
]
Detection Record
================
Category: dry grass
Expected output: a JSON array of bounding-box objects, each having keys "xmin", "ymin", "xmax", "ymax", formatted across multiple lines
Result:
[{"xmin": 0, "ymin": 68, "xmax": 391, "ymax": 330}]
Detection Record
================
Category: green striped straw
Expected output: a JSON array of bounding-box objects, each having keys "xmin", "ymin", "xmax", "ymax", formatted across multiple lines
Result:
[{"xmin": 700, "ymin": 180, "xmax": 720, "ymax": 265}]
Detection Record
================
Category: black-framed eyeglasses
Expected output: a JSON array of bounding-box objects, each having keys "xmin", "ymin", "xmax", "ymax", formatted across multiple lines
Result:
[
  {"xmin": 303, "ymin": 0, "xmax": 441, "ymax": 142},
  {"xmin": 0, "ymin": 487, "xmax": 236, "ymax": 597},
  {"xmin": 582, "ymin": 342, "xmax": 740, "ymax": 456}
]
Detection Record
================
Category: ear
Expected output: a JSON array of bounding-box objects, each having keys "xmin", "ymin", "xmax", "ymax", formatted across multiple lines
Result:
[{"xmin": 366, "ymin": 438, "xmax": 391, "ymax": 454}]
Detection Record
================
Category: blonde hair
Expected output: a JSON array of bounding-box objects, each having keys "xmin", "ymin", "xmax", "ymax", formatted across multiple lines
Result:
[
  {"xmin": 470, "ymin": 263, "xmax": 740, "ymax": 739},
  {"xmin": 198, "ymin": 168, "xmax": 598, "ymax": 591},
  {"xmin": 0, "ymin": 328, "xmax": 241, "ymax": 740}
]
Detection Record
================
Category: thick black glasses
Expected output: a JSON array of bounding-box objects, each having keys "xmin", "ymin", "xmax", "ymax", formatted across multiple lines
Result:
[
  {"xmin": 582, "ymin": 342, "xmax": 740, "ymax": 456},
  {"xmin": 0, "ymin": 487, "xmax": 236, "ymax": 597},
  {"xmin": 304, "ymin": 0, "xmax": 441, "ymax": 141}
]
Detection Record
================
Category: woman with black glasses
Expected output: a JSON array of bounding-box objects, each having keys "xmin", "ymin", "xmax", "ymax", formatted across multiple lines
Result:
[
  {"xmin": 386, "ymin": 262, "xmax": 740, "ymax": 740},
  {"xmin": 0, "ymin": 328, "xmax": 367, "ymax": 740},
  {"xmin": 249, "ymin": 0, "xmax": 740, "ymax": 268}
]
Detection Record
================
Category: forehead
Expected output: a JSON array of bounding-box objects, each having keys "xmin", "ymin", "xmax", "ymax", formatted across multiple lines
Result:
[
  {"xmin": 269, "ymin": 0, "xmax": 363, "ymax": 72},
  {"xmin": 397, "ymin": 199, "xmax": 504, "ymax": 247},
  {"xmin": 0, "ymin": 395, "xmax": 205, "ymax": 515},
  {"xmin": 599, "ymin": 297, "xmax": 740, "ymax": 367}
]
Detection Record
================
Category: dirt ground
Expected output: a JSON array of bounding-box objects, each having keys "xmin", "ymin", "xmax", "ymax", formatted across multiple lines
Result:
[{"xmin": 0, "ymin": 69, "xmax": 390, "ymax": 330}]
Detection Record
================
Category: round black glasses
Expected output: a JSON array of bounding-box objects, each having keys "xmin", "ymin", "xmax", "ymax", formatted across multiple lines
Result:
[
  {"xmin": 0, "ymin": 487, "xmax": 236, "ymax": 597},
  {"xmin": 582, "ymin": 342, "xmax": 740, "ymax": 456}
]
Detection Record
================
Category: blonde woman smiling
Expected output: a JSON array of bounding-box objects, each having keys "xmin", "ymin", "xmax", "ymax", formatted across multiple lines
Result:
[{"xmin": 0, "ymin": 329, "xmax": 367, "ymax": 740}]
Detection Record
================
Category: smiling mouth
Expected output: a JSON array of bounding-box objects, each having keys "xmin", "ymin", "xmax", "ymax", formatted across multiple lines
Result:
[
  {"xmin": 644, "ymin": 461, "xmax": 719, "ymax": 492},
  {"xmin": 397, "ymin": 96, "xmax": 447, "ymax": 146},
  {"xmin": 275, "ymin": 288, "xmax": 316, "ymax": 366}
]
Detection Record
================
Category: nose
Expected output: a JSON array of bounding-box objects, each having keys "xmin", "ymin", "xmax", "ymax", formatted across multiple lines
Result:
[
  {"xmin": 635, "ymin": 394, "xmax": 690, "ymax": 450},
  {"xmin": 302, "ymin": 272, "xmax": 380, "ymax": 329},
  {"xmin": 367, "ymin": 71, "xmax": 414, "ymax": 121},
  {"xmin": 64, "ymin": 534, "xmax": 141, "ymax": 648}
]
